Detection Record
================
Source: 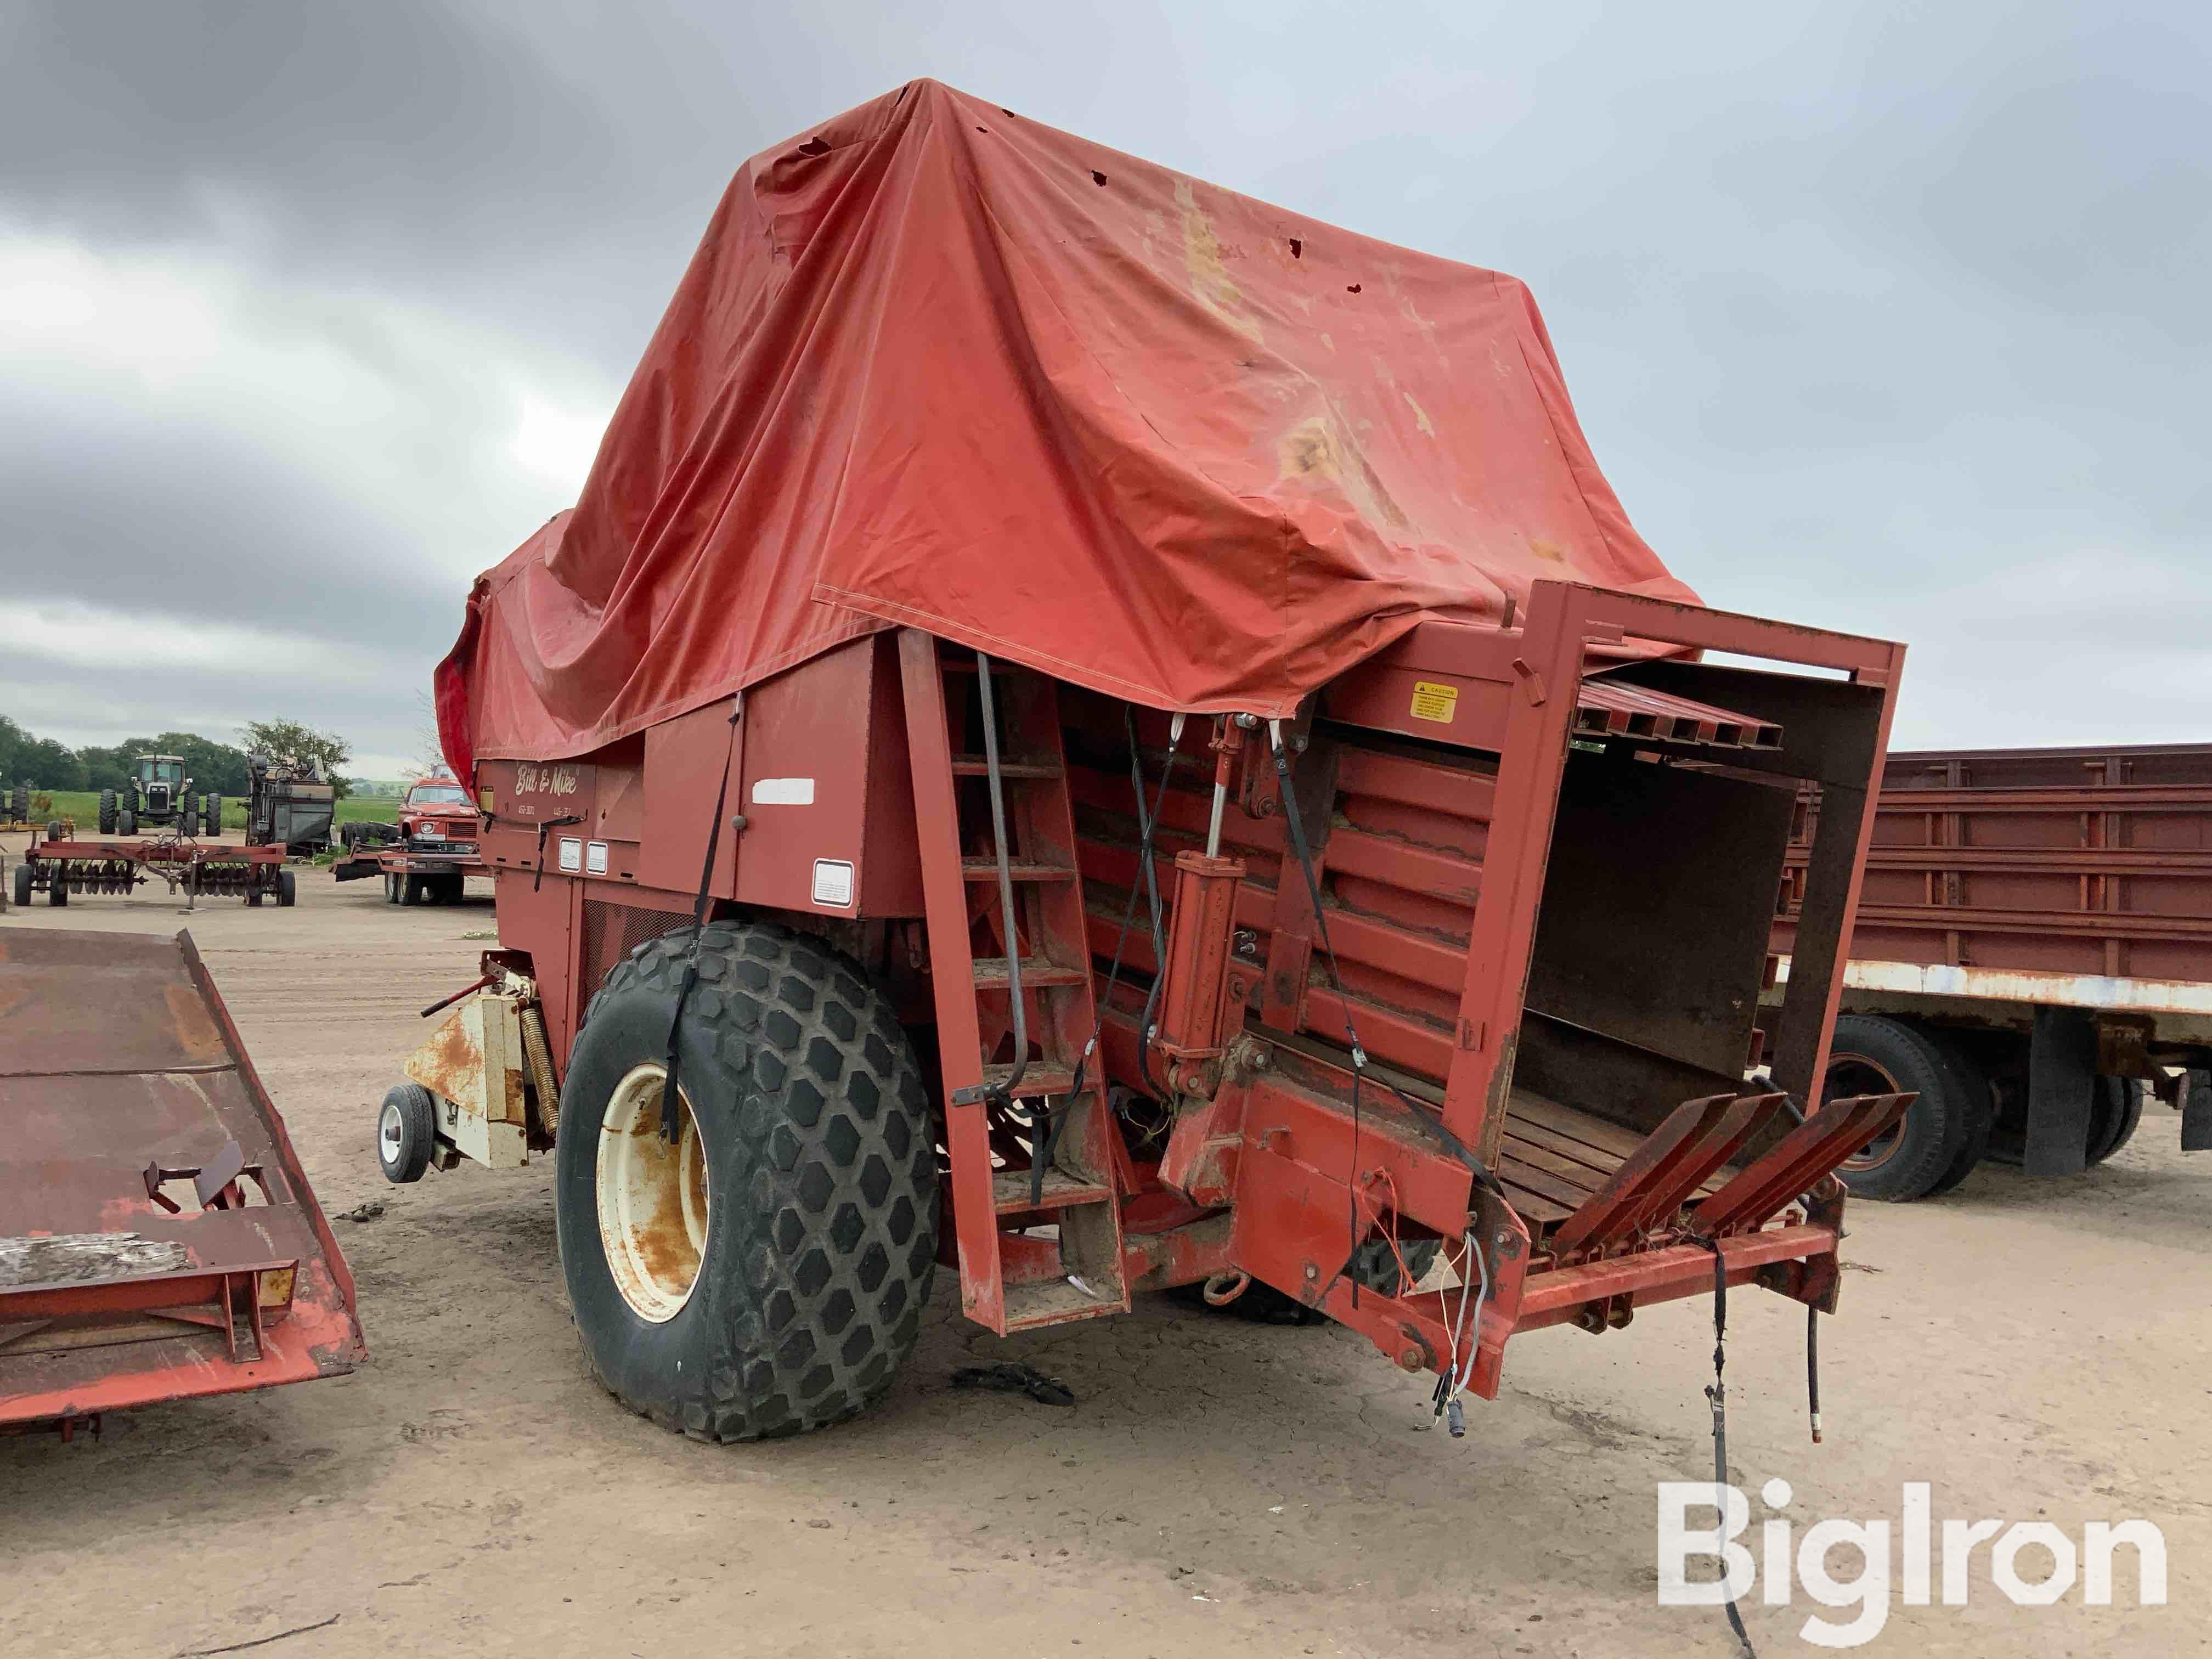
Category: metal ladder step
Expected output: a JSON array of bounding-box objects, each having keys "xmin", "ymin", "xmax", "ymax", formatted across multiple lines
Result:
[
  {"xmin": 991, "ymin": 1168, "xmax": 1114, "ymax": 1213},
  {"xmin": 951, "ymin": 755, "xmax": 1063, "ymax": 778},
  {"xmin": 975, "ymin": 1060, "xmax": 1077, "ymax": 1099},
  {"xmin": 960, "ymin": 857, "xmax": 1075, "ymax": 883},
  {"xmin": 971, "ymin": 956, "xmax": 1088, "ymax": 990},
  {"xmin": 1001, "ymin": 1277, "xmax": 1124, "ymax": 1331}
]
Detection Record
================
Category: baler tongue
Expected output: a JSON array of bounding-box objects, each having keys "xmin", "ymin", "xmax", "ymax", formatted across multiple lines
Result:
[{"xmin": 0, "ymin": 928, "xmax": 363, "ymax": 1428}]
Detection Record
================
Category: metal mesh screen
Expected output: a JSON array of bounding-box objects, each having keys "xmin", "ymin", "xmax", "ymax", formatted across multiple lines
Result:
[{"xmin": 579, "ymin": 898, "xmax": 692, "ymax": 1002}]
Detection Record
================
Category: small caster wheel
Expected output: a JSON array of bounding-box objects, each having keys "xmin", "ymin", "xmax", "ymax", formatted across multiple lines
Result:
[{"xmin": 378, "ymin": 1082, "xmax": 437, "ymax": 1183}]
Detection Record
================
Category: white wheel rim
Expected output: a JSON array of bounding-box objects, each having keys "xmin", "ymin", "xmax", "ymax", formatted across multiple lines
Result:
[
  {"xmin": 379, "ymin": 1100, "xmax": 404, "ymax": 1161},
  {"xmin": 595, "ymin": 1062, "xmax": 710, "ymax": 1323}
]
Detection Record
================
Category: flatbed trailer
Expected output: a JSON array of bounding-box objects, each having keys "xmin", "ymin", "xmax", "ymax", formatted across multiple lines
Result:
[
  {"xmin": 0, "ymin": 929, "xmax": 363, "ymax": 1433},
  {"xmin": 1771, "ymin": 742, "xmax": 2212, "ymax": 1197},
  {"xmin": 331, "ymin": 839, "xmax": 484, "ymax": 904},
  {"xmin": 12, "ymin": 836, "xmax": 295, "ymax": 909}
]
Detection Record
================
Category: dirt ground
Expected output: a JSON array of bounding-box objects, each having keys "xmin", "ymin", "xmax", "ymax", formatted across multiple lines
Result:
[{"xmin": 2, "ymin": 850, "xmax": 2202, "ymax": 1657}]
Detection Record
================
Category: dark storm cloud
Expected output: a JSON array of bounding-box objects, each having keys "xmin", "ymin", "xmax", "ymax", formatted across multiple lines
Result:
[
  {"xmin": 1, "ymin": 0, "xmax": 2207, "ymax": 765},
  {"xmin": 2, "ymin": 2, "xmax": 929, "ymax": 370},
  {"xmin": 3, "ymin": 9, "xmax": 624, "ymax": 283},
  {"xmin": 3, "ymin": 392, "xmax": 459, "ymax": 644}
]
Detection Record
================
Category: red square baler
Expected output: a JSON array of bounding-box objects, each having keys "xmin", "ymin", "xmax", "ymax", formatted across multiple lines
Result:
[{"xmin": 377, "ymin": 81, "xmax": 1909, "ymax": 1444}]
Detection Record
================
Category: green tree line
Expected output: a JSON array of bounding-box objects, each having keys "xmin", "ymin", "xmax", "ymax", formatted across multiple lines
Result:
[{"xmin": 0, "ymin": 715, "xmax": 356, "ymax": 799}]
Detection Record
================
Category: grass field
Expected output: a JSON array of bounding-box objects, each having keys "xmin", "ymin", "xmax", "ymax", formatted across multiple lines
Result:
[{"xmin": 11, "ymin": 790, "xmax": 397, "ymax": 833}]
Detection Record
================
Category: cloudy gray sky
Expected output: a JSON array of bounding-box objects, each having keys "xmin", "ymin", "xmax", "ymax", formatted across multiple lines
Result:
[{"xmin": 3, "ymin": 1, "xmax": 2205, "ymax": 775}]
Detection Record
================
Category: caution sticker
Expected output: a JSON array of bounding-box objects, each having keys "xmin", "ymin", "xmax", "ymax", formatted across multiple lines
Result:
[{"xmin": 1409, "ymin": 680, "xmax": 1459, "ymax": 724}]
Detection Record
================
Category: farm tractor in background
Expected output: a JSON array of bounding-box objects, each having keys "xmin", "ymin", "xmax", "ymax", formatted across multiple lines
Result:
[
  {"xmin": 100, "ymin": 755, "xmax": 219, "ymax": 840},
  {"xmin": 332, "ymin": 774, "xmax": 484, "ymax": 904}
]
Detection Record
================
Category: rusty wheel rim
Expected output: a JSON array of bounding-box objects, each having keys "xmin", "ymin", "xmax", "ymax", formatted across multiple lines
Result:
[
  {"xmin": 1827, "ymin": 1052, "xmax": 1906, "ymax": 1172},
  {"xmin": 596, "ymin": 1062, "xmax": 710, "ymax": 1323}
]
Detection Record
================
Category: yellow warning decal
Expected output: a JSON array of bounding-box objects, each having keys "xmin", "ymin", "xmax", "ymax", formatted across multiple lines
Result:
[{"xmin": 1409, "ymin": 680, "xmax": 1458, "ymax": 724}]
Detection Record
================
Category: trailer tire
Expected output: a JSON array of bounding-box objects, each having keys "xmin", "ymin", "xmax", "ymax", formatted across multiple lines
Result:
[
  {"xmin": 99, "ymin": 789, "xmax": 117, "ymax": 834},
  {"xmin": 1826, "ymin": 1015, "xmax": 1969, "ymax": 1201},
  {"xmin": 205, "ymin": 794, "xmax": 223, "ymax": 834},
  {"xmin": 2089, "ymin": 1077, "xmax": 2145, "ymax": 1165},
  {"xmin": 555, "ymin": 921, "xmax": 940, "ymax": 1442},
  {"xmin": 45, "ymin": 820, "xmax": 64, "ymax": 843},
  {"xmin": 385, "ymin": 872, "xmax": 401, "ymax": 904},
  {"xmin": 48, "ymin": 865, "xmax": 67, "ymax": 906},
  {"xmin": 378, "ymin": 1082, "xmax": 437, "ymax": 1183},
  {"xmin": 1987, "ymin": 1073, "xmax": 2145, "ymax": 1168},
  {"xmin": 117, "ymin": 807, "xmax": 136, "ymax": 838},
  {"xmin": 13, "ymin": 863, "xmax": 30, "ymax": 907},
  {"xmin": 1917, "ymin": 1029, "xmax": 1996, "ymax": 1198},
  {"xmin": 276, "ymin": 868, "xmax": 297, "ymax": 908}
]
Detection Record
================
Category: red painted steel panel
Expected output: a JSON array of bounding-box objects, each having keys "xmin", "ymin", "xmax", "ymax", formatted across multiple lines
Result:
[
  {"xmin": 1779, "ymin": 744, "xmax": 2212, "ymax": 985},
  {"xmin": 0, "ymin": 929, "xmax": 363, "ymax": 1426}
]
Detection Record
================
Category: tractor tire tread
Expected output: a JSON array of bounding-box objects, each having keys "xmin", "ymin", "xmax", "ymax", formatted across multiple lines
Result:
[{"xmin": 558, "ymin": 921, "xmax": 938, "ymax": 1443}]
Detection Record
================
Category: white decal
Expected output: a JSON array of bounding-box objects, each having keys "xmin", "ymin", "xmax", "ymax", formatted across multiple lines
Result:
[
  {"xmin": 585, "ymin": 841, "xmax": 609, "ymax": 875},
  {"xmin": 557, "ymin": 837, "xmax": 582, "ymax": 873},
  {"xmin": 515, "ymin": 764, "xmax": 582, "ymax": 797},
  {"xmin": 811, "ymin": 859, "xmax": 855, "ymax": 909},
  {"xmin": 752, "ymin": 777, "xmax": 816, "ymax": 805}
]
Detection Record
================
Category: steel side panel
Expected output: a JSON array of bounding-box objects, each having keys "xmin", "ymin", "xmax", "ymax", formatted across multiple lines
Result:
[
  {"xmin": 0, "ymin": 927, "xmax": 234, "ymax": 1076},
  {"xmin": 633, "ymin": 708, "xmax": 741, "ymax": 896},
  {"xmin": 732, "ymin": 636, "xmax": 878, "ymax": 919},
  {"xmin": 1774, "ymin": 741, "xmax": 2212, "ymax": 1027}
]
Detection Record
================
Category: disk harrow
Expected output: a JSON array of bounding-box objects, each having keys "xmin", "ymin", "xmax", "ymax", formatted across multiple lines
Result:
[{"xmin": 14, "ymin": 834, "xmax": 294, "ymax": 909}]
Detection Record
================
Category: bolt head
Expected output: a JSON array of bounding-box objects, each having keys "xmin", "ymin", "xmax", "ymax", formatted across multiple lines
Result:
[{"xmin": 1395, "ymin": 1346, "xmax": 1424, "ymax": 1372}]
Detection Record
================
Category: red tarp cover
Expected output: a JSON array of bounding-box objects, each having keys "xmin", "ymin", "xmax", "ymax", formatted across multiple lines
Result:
[{"xmin": 438, "ymin": 79, "xmax": 1697, "ymax": 775}]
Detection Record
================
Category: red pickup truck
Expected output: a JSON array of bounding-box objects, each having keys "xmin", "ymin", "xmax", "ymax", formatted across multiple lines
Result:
[{"xmin": 333, "ymin": 776, "xmax": 485, "ymax": 905}]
